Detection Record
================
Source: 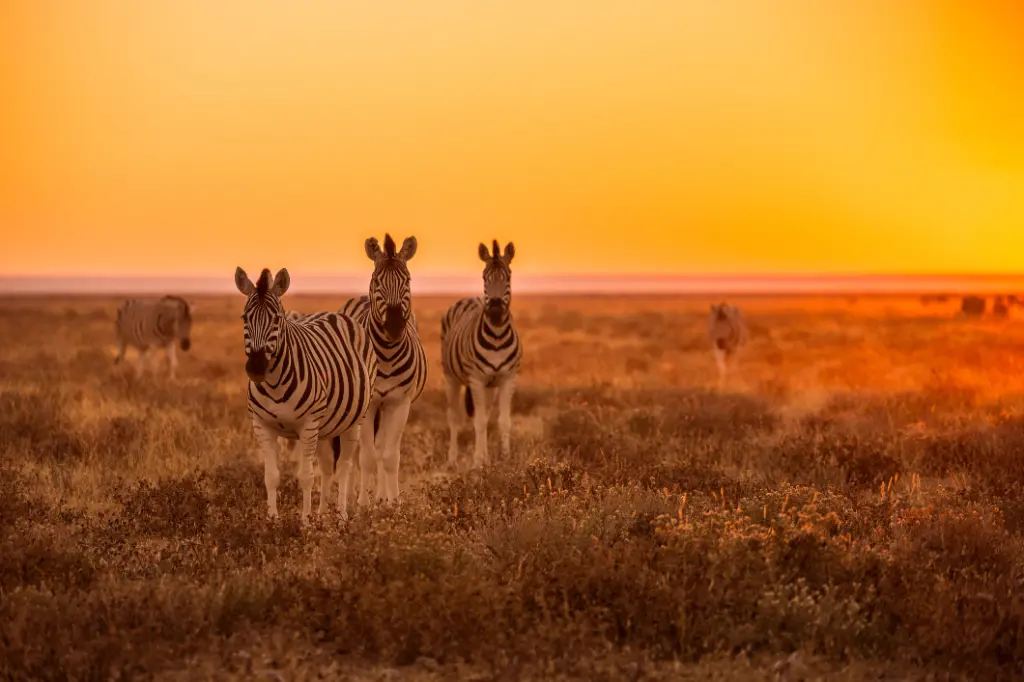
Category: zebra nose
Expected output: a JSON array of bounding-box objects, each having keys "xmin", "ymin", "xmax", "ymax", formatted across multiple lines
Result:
[
  {"xmin": 245, "ymin": 349, "xmax": 269, "ymax": 382},
  {"xmin": 180, "ymin": 338, "xmax": 191, "ymax": 352},
  {"xmin": 383, "ymin": 305, "xmax": 406, "ymax": 338},
  {"xmin": 486, "ymin": 297, "xmax": 503, "ymax": 309}
]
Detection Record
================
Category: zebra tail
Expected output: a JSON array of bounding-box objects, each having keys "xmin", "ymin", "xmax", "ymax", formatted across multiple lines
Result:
[{"xmin": 464, "ymin": 387, "xmax": 474, "ymax": 418}]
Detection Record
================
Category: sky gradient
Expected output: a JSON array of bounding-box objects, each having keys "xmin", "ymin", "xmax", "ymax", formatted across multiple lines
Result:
[{"xmin": 2, "ymin": 1, "xmax": 1024, "ymax": 279}]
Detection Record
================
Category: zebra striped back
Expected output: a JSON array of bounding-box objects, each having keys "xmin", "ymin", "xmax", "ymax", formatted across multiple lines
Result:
[
  {"xmin": 115, "ymin": 296, "xmax": 193, "ymax": 352},
  {"xmin": 441, "ymin": 240, "xmax": 522, "ymax": 389},
  {"xmin": 708, "ymin": 303, "xmax": 748, "ymax": 354}
]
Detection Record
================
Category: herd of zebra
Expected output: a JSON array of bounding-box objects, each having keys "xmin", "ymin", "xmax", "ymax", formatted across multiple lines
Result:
[{"xmin": 112, "ymin": 235, "xmax": 748, "ymax": 521}]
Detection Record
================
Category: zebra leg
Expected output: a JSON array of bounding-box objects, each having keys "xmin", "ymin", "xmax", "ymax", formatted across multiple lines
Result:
[
  {"xmin": 444, "ymin": 376, "xmax": 462, "ymax": 467},
  {"xmin": 252, "ymin": 418, "xmax": 282, "ymax": 519},
  {"xmin": 165, "ymin": 343, "xmax": 178, "ymax": 380},
  {"xmin": 295, "ymin": 424, "xmax": 319, "ymax": 523},
  {"xmin": 335, "ymin": 428, "xmax": 361, "ymax": 520},
  {"xmin": 114, "ymin": 341, "xmax": 126, "ymax": 365},
  {"xmin": 713, "ymin": 348, "xmax": 727, "ymax": 390},
  {"xmin": 135, "ymin": 348, "xmax": 149, "ymax": 378},
  {"xmin": 358, "ymin": 398, "xmax": 381, "ymax": 506},
  {"xmin": 315, "ymin": 438, "xmax": 334, "ymax": 515},
  {"xmin": 379, "ymin": 398, "xmax": 411, "ymax": 503},
  {"xmin": 469, "ymin": 381, "xmax": 490, "ymax": 469},
  {"xmin": 496, "ymin": 378, "xmax": 516, "ymax": 457}
]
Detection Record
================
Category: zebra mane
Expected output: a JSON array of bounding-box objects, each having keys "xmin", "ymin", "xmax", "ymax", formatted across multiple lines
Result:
[
  {"xmin": 383, "ymin": 234, "xmax": 397, "ymax": 258},
  {"xmin": 256, "ymin": 269, "xmax": 273, "ymax": 299}
]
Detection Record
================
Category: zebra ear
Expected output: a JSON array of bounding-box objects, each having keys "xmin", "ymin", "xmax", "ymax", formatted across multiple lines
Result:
[
  {"xmin": 365, "ymin": 237, "xmax": 383, "ymax": 263},
  {"xmin": 398, "ymin": 236, "xmax": 417, "ymax": 261},
  {"xmin": 478, "ymin": 243, "xmax": 490, "ymax": 262},
  {"xmin": 502, "ymin": 242, "xmax": 515, "ymax": 264},
  {"xmin": 235, "ymin": 267, "xmax": 255, "ymax": 296},
  {"xmin": 272, "ymin": 269, "xmax": 291, "ymax": 297}
]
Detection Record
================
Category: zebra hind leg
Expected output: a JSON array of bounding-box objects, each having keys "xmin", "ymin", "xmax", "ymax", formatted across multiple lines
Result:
[{"xmin": 444, "ymin": 376, "xmax": 462, "ymax": 469}]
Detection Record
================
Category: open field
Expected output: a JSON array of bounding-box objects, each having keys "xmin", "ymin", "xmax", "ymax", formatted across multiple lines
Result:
[{"xmin": 4, "ymin": 293, "xmax": 1024, "ymax": 680}]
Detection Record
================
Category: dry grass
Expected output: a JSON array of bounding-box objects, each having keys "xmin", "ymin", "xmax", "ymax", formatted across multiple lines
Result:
[{"xmin": 3, "ymin": 293, "xmax": 1024, "ymax": 680}]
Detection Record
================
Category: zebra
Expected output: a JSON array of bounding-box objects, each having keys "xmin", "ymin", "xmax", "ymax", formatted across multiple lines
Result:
[
  {"xmin": 441, "ymin": 240, "xmax": 522, "ymax": 469},
  {"xmin": 114, "ymin": 296, "xmax": 195, "ymax": 379},
  {"xmin": 337, "ymin": 234, "xmax": 428, "ymax": 506},
  {"xmin": 707, "ymin": 302, "xmax": 748, "ymax": 389},
  {"xmin": 234, "ymin": 266, "xmax": 377, "ymax": 522}
]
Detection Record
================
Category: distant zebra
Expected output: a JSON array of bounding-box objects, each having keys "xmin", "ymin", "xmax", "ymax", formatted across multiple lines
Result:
[
  {"xmin": 708, "ymin": 302, "xmax": 748, "ymax": 389},
  {"xmin": 336, "ymin": 234, "xmax": 428, "ymax": 506},
  {"xmin": 235, "ymin": 267, "xmax": 377, "ymax": 521},
  {"xmin": 441, "ymin": 240, "xmax": 522, "ymax": 469},
  {"xmin": 114, "ymin": 296, "xmax": 195, "ymax": 379}
]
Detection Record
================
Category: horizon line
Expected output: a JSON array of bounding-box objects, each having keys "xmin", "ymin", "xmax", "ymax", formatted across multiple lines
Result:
[{"xmin": 3, "ymin": 272, "xmax": 1024, "ymax": 296}]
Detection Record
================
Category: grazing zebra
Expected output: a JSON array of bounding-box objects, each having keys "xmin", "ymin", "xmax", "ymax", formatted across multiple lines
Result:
[
  {"xmin": 114, "ymin": 296, "xmax": 195, "ymax": 379},
  {"xmin": 338, "ymin": 234, "xmax": 428, "ymax": 506},
  {"xmin": 441, "ymin": 240, "xmax": 522, "ymax": 469},
  {"xmin": 707, "ymin": 302, "xmax": 748, "ymax": 389},
  {"xmin": 235, "ymin": 266, "xmax": 377, "ymax": 521}
]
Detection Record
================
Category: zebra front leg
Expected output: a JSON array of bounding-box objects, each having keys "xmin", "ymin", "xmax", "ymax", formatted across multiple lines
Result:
[
  {"xmin": 165, "ymin": 343, "xmax": 178, "ymax": 380},
  {"xmin": 713, "ymin": 348, "xmax": 727, "ymax": 391},
  {"xmin": 358, "ymin": 399, "xmax": 381, "ymax": 506},
  {"xmin": 114, "ymin": 341, "xmax": 126, "ymax": 366},
  {"xmin": 379, "ymin": 398, "xmax": 411, "ymax": 503},
  {"xmin": 469, "ymin": 381, "xmax": 490, "ymax": 469},
  {"xmin": 444, "ymin": 375, "xmax": 462, "ymax": 468},
  {"xmin": 496, "ymin": 378, "xmax": 516, "ymax": 458},
  {"xmin": 135, "ymin": 348, "xmax": 149, "ymax": 378},
  {"xmin": 295, "ymin": 424, "xmax": 320, "ymax": 523},
  {"xmin": 335, "ymin": 429, "xmax": 360, "ymax": 519},
  {"xmin": 315, "ymin": 438, "xmax": 335, "ymax": 515},
  {"xmin": 252, "ymin": 418, "xmax": 282, "ymax": 519}
]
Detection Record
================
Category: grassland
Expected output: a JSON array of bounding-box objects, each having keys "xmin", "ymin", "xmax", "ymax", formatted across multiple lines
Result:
[{"xmin": 3, "ymin": 293, "xmax": 1024, "ymax": 680}]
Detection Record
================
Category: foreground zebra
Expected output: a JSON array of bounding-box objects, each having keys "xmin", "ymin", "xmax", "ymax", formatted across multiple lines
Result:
[
  {"xmin": 441, "ymin": 240, "xmax": 522, "ymax": 469},
  {"xmin": 707, "ymin": 302, "xmax": 748, "ymax": 389},
  {"xmin": 235, "ymin": 267, "xmax": 377, "ymax": 521},
  {"xmin": 114, "ymin": 296, "xmax": 194, "ymax": 379},
  {"xmin": 339, "ymin": 234, "xmax": 428, "ymax": 505}
]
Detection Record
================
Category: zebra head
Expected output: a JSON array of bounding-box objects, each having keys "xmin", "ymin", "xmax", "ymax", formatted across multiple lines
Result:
[
  {"xmin": 160, "ymin": 296, "xmax": 194, "ymax": 351},
  {"xmin": 365, "ymin": 233, "xmax": 417, "ymax": 341},
  {"xmin": 234, "ymin": 267, "xmax": 290, "ymax": 384},
  {"xmin": 478, "ymin": 239, "xmax": 515, "ymax": 325},
  {"xmin": 708, "ymin": 303, "xmax": 737, "ymax": 350}
]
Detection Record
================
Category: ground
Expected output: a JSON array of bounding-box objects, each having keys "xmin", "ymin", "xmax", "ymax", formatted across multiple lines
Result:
[{"xmin": 2, "ymin": 293, "xmax": 1024, "ymax": 680}]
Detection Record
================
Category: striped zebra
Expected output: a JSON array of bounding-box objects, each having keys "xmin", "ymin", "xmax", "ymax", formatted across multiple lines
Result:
[
  {"xmin": 114, "ymin": 296, "xmax": 195, "ymax": 379},
  {"xmin": 338, "ymin": 234, "xmax": 428, "ymax": 506},
  {"xmin": 707, "ymin": 302, "xmax": 748, "ymax": 389},
  {"xmin": 235, "ymin": 266, "xmax": 377, "ymax": 521},
  {"xmin": 441, "ymin": 240, "xmax": 522, "ymax": 469}
]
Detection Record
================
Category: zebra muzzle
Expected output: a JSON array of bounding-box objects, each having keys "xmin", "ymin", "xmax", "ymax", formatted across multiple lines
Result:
[
  {"xmin": 383, "ymin": 306, "xmax": 406, "ymax": 339},
  {"xmin": 715, "ymin": 338, "xmax": 728, "ymax": 350},
  {"xmin": 180, "ymin": 338, "xmax": 192, "ymax": 352},
  {"xmin": 245, "ymin": 351, "xmax": 269, "ymax": 383}
]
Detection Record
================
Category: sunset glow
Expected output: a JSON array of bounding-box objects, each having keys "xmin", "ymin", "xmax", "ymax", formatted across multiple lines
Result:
[{"xmin": 2, "ymin": 0, "xmax": 1024, "ymax": 280}]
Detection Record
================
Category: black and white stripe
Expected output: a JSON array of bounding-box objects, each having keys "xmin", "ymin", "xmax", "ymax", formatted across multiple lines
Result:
[
  {"xmin": 114, "ymin": 296, "xmax": 194, "ymax": 379},
  {"xmin": 441, "ymin": 240, "xmax": 522, "ymax": 468},
  {"xmin": 235, "ymin": 267, "xmax": 377, "ymax": 521},
  {"xmin": 339, "ymin": 234, "xmax": 428, "ymax": 505},
  {"xmin": 707, "ymin": 302, "xmax": 748, "ymax": 389}
]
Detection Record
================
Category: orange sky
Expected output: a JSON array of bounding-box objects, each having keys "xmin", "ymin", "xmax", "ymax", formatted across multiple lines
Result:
[{"xmin": 2, "ymin": 0, "xmax": 1024, "ymax": 278}]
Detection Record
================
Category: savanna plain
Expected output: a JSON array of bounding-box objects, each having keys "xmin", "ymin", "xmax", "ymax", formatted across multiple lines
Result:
[{"xmin": 4, "ymin": 294, "xmax": 1024, "ymax": 681}]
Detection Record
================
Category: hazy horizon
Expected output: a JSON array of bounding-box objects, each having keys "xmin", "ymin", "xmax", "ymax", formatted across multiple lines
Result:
[{"xmin": 5, "ymin": 272, "xmax": 1024, "ymax": 296}]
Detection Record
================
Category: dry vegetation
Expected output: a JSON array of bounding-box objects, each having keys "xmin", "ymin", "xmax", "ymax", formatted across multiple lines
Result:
[{"xmin": 4, "ymin": 293, "xmax": 1024, "ymax": 680}]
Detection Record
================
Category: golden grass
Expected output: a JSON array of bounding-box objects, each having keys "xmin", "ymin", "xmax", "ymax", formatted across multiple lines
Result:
[{"xmin": 3, "ymin": 293, "xmax": 1024, "ymax": 680}]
